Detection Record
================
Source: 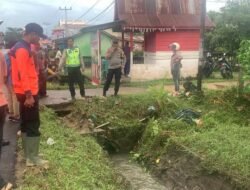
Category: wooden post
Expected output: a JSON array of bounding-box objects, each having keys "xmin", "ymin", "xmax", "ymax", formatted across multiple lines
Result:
[
  {"xmin": 130, "ymin": 32, "xmax": 134, "ymax": 66},
  {"xmin": 238, "ymin": 65, "xmax": 244, "ymax": 97},
  {"xmin": 122, "ymin": 31, "xmax": 125, "ymax": 49},
  {"xmin": 197, "ymin": 0, "xmax": 206, "ymax": 91},
  {"xmin": 97, "ymin": 30, "xmax": 101, "ymax": 84}
]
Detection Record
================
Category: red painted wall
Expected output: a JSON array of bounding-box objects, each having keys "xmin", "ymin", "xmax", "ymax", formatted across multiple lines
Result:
[{"xmin": 145, "ymin": 30, "xmax": 200, "ymax": 52}]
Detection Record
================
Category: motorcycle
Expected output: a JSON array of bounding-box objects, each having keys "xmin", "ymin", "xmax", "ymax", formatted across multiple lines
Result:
[
  {"xmin": 218, "ymin": 53, "xmax": 233, "ymax": 79},
  {"xmin": 203, "ymin": 52, "xmax": 215, "ymax": 78}
]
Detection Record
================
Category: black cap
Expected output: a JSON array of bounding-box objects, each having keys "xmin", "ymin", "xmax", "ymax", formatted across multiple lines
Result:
[
  {"xmin": 25, "ymin": 23, "xmax": 47, "ymax": 39},
  {"xmin": 112, "ymin": 39, "xmax": 118, "ymax": 44}
]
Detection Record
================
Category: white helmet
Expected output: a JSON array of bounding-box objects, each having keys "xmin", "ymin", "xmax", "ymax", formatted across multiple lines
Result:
[{"xmin": 170, "ymin": 42, "xmax": 180, "ymax": 50}]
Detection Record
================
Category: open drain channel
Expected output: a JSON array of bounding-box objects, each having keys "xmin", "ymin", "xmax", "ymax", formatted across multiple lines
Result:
[
  {"xmin": 111, "ymin": 154, "xmax": 167, "ymax": 190},
  {"xmin": 47, "ymin": 100, "xmax": 239, "ymax": 190}
]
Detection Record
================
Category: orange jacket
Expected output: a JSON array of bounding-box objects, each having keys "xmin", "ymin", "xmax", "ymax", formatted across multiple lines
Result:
[{"xmin": 10, "ymin": 40, "xmax": 38, "ymax": 96}]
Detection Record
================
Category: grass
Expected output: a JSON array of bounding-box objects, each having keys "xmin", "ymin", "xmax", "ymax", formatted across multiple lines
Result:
[
  {"xmin": 172, "ymin": 89, "xmax": 250, "ymax": 187},
  {"xmin": 17, "ymin": 86, "xmax": 250, "ymax": 189},
  {"xmin": 68, "ymin": 87, "xmax": 250, "ymax": 188},
  {"xmin": 176, "ymin": 124, "xmax": 250, "ymax": 186},
  {"xmin": 17, "ymin": 108, "xmax": 125, "ymax": 190},
  {"xmin": 133, "ymin": 88, "xmax": 250, "ymax": 188}
]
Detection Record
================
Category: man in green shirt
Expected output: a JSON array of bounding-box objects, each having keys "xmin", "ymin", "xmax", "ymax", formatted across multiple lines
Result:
[{"xmin": 59, "ymin": 37, "xmax": 85, "ymax": 100}]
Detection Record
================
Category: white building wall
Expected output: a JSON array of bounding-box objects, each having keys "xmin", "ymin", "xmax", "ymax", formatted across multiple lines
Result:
[{"xmin": 130, "ymin": 51, "xmax": 199, "ymax": 81}]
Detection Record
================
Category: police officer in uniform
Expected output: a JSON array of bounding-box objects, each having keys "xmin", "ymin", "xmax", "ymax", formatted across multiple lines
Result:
[{"xmin": 59, "ymin": 37, "xmax": 85, "ymax": 100}]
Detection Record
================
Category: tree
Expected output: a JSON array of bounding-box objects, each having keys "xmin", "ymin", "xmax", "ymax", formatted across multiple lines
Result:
[
  {"xmin": 205, "ymin": 0, "xmax": 250, "ymax": 54},
  {"xmin": 4, "ymin": 27, "xmax": 23, "ymax": 46},
  {"xmin": 237, "ymin": 40, "xmax": 250, "ymax": 95}
]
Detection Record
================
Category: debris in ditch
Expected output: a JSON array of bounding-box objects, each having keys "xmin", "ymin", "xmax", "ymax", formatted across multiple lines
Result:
[
  {"xmin": 47, "ymin": 138, "xmax": 56, "ymax": 145},
  {"xmin": 95, "ymin": 122, "xmax": 110, "ymax": 129},
  {"xmin": 89, "ymin": 114, "xmax": 98, "ymax": 124},
  {"xmin": 147, "ymin": 105, "xmax": 157, "ymax": 118},
  {"xmin": 139, "ymin": 118, "xmax": 147, "ymax": 122},
  {"xmin": 88, "ymin": 119, "xmax": 95, "ymax": 128},
  {"xmin": 194, "ymin": 119, "xmax": 203, "ymax": 127},
  {"xmin": 175, "ymin": 108, "xmax": 202, "ymax": 125},
  {"xmin": 236, "ymin": 106, "xmax": 244, "ymax": 112},
  {"xmin": 79, "ymin": 128, "xmax": 105, "ymax": 136},
  {"xmin": 155, "ymin": 158, "xmax": 160, "ymax": 164}
]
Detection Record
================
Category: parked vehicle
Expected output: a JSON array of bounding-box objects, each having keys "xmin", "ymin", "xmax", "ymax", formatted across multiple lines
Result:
[
  {"xmin": 203, "ymin": 52, "xmax": 216, "ymax": 78},
  {"xmin": 218, "ymin": 53, "xmax": 233, "ymax": 79}
]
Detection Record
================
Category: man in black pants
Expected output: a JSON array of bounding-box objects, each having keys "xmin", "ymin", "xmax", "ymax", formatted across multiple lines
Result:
[
  {"xmin": 59, "ymin": 38, "xmax": 85, "ymax": 100},
  {"xmin": 10, "ymin": 23, "xmax": 48, "ymax": 167},
  {"xmin": 103, "ymin": 40, "xmax": 126, "ymax": 96}
]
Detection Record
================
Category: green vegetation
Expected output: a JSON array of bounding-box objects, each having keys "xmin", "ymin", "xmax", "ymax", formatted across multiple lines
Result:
[
  {"xmin": 133, "ymin": 88, "xmax": 250, "ymax": 188},
  {"xmin": 237, "ymin": 40, "xmax": 250, "ymax": 93},
  {"xmin": 17, "ymin": 87, "xmax": 250, "ymax": 189},
  {"xmin": 206, "ymin": 1, "xmax": 250, "ymax": 53},
  {"xmin": 18, "ymin": 109, "xmax": 124, "ymax": 190},
  {"xmin": 69, "ymin": 87, "xmax": 250, "ymax": 188}
]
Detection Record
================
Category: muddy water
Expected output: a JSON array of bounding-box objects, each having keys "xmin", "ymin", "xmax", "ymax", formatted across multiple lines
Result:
[{"xmin": 111, "ymin": 154, "xmax": 169, "ymax": 190}]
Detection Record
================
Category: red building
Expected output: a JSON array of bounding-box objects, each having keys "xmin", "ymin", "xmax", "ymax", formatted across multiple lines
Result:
[{"xmin": 114, "ymin": 0, "xmax": 213, "ymax": 80}]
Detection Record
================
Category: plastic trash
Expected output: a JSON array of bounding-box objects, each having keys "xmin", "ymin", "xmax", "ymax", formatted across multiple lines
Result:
[{"xmin": 47, "ymin": 138, "xmax": 56, "ymax": 145}]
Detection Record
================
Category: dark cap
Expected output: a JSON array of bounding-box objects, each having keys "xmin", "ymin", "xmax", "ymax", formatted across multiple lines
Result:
[
  {"xmin": 112, "ymin": 39, "xmax": 119, "ymax": 44},
  {"xmin": 25, "ymin": 23, "xmax": 47, "ymax": 39}
]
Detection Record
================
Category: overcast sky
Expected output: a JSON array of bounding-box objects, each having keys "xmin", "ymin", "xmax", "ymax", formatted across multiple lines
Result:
[{"xmin": 0, "ymin": 0, "xmax": 226, "ymax": 35}]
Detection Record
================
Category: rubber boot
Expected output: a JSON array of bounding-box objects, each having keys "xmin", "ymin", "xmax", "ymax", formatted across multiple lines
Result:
[
  {"xmin": 103, "ymin": 89, "xmax": 107, "ymax": 97},
  {"xmin": 25, "ymin": 137, "xmax": 48, "ymax": 167},
  {"xmin": 21, "ymin": 133, "xmax": 27, "ymax": 159},
  {"xmin": 25, "ymin": 137, "xmax": 36, "ymax": 167},
  {"xmin": 33, "ymin": 136, "xmax": 48, "ymax": 166}
]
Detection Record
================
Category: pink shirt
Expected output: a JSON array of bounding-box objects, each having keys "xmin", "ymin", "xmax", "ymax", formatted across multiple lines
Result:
[{"xmin": 0, "ymin": 51, "xmax": 7, "ymax": 107}]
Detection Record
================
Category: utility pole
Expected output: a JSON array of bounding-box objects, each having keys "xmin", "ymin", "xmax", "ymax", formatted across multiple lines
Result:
[
  {"xmin": 59, "ymin": 6, "xmax": 72, "ymax": 37},
  {"xmin": 197, "ymin": 0, "xmax": 206, "ymax": 91},
  {"xmin": 42, "ymin": 22, "xmax": 51, "ymax": 36}
]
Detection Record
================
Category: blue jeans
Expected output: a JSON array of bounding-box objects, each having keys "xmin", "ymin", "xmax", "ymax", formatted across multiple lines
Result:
[
  {"xmin": 124, "ymin": 60, "xmax": 130, "ymax": 76},
  {"xmin": 172, "ymin": 69, "xmax": 180, "ymax": 92}
]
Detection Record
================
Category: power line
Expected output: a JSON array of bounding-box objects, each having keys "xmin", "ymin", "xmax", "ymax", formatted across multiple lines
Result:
[
  {"xmin": 77, "ymin": 0, "xmax": 101, "ymax": 20},
  {"xmin": 86, "ymin": 1, "xmax": 115, "ymax": 24},
  {"xmin": 59, "ymin": 6, "xmax": 72, "ymax": 37},
  {"xmin": 207, "ymin": 0, "xmax": 227, "ymax": 2},
  {"xmin": 88, "ymin": 3, "xmax": 114, "ymax": 24}
]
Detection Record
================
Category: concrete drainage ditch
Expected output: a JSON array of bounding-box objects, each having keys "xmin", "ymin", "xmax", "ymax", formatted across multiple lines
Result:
[{"xmin": 47, "ymin": 100, "xmax": 239, "ymax": 190}]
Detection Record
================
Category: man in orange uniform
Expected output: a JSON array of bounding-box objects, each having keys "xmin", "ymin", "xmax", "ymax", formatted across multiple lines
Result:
[{"xmin": 10, "ymin": 23, "xmax": 48, "ymax": 167}]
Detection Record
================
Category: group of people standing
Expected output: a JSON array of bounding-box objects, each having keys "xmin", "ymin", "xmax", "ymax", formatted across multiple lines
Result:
[
  {"xmin": 0, "ymin": 23, "xmax": 130, "ymax": 189},
  {"xmin": 58, "ymin": 38, "xmax": 130, "ymax": 99},
  {"xmin": 0, "ymin": 20, "xmax": 182, "ymax": 189}
]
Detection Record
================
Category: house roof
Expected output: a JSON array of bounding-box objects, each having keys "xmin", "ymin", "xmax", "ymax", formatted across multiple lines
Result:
[
  {"xmin": 119, "ymin": 14, "xmax": 214, "ymax": 32},
  {"xmin": 80, "ymin": 20, "xmax": 124, "ymax": 33},
  {"xmin": 103, "ymin": 29, "xmax": 144, "ymax": 43},
  {"xmin": 114, "ymin": 0, "xmax": 214, "ymax": 31}
]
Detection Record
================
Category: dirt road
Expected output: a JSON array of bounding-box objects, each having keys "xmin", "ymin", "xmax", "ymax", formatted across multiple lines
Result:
[{"xmin": 40, "ymin": 81, "xmax": 238, "ymax": 106}]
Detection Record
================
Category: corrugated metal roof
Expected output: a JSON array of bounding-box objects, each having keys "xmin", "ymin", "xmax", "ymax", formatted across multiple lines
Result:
[{"xmin": 115, "ymin": 0, "xmax": 214, "ymax": 30}]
